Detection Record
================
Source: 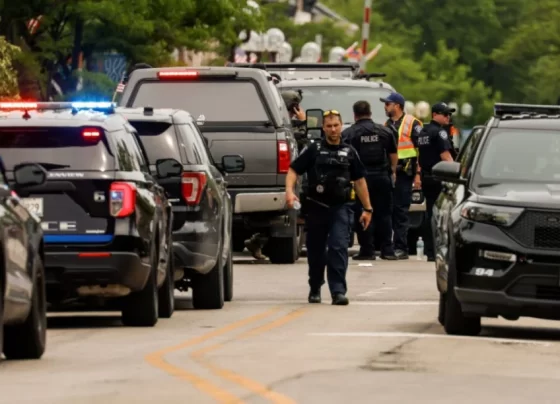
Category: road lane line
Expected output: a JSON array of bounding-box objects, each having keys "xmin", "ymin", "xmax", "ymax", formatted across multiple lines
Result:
[
  {"xmin": 308, "ymin": 331, "xmax": 552, "ymax": 346},
  {"xmin": 145, "ymin": 307, "xmax": 281, "ymax": 403},
  {"xmin": 191, "ymin": 307, "xmax": 307, "ymax": 404}
]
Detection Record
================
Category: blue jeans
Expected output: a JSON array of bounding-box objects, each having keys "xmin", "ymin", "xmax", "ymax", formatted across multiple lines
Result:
[{"xmin": 306, "ymin": 202, "xmax": 353, "ymax": 296}]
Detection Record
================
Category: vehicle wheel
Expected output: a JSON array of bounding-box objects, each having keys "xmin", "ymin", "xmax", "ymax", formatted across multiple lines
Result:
[
  {"xmin": 122, "ymin": 245, "xmax": 159, "ymax": 327},
  {"xmin": 3, "ymin": 257, "xmax": 47, "ymax": 360},
  {"xmin": 223, "ymin": 242, "xmax": 234, "ymax": 302},
  {"xmin": 438, "ymin": 292, "xmax": 446, "ymax": 325},
  {"xmin": 192, "ymin": 247, "xmax": 224, "ymax": 310},
  {"xmin": 443, "ymin": 246, "xmax": 481, "ymax": 336},
  {"xmin": 158, "ymin": 246, "xmax": 175, "ymax": 318},
  {"xmin": 232, "ymin": 237, "xmax": 245, "ymax": 253},
  {"xmin": 268, "ymin": 233, "xmax": 299, "ymax": 264}
]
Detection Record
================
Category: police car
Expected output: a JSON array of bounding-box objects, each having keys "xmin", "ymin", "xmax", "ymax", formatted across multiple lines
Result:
[
  {"xmin": 432, "ymin": 103, "xmax": 560, "ymax": 336},
  {"xmin": 0, "ymin": 101, "xmax": 174, "ymax": 327}
]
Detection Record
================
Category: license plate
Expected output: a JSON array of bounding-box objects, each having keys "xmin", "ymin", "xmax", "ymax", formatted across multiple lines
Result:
[{"xmin": 20, "ymin": 198, "xmax": 44, "ymax": 217}]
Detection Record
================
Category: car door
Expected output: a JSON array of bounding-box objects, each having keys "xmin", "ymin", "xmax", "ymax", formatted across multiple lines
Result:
[{"xmin": 0, "ymin": 162, "xmax": 33, "ymax": 316}]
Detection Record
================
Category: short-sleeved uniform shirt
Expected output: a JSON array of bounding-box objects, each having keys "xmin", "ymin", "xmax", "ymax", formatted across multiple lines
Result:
[
  {"xmin": 416, "ymin": 121, "xmax": 453, "ymax": 173},
  {"xmin": 290, "ymin": 140, "xmax": 366, "ymax": 184}
]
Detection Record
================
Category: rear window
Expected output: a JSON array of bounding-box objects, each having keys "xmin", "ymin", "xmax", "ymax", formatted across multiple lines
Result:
[
  {"xmin": 279, "ymin": 85, "xmax": 391, "ymax": 125},
  {"xmin": 129, "ymin": 81, "xmax": 269, "ymax": 122},
  {"xmin": 0, "ymin": 127, "xmax": 112, "ymax": 171},
  {"xmin": 128, "ymin": 121, "xmax": 181, "ymax": 163}
]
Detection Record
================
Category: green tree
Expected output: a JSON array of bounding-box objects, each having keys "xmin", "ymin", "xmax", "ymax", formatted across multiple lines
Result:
[{"xmin": 0, "ymin": 36, "xmax": 21, "ymax": 99}]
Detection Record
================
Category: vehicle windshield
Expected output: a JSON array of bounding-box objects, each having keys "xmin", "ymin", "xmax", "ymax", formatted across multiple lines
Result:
[
  {"xmin": 279, "ymin": 85, "xmax": 392, "ymax": 125},
  {"xmin": 475, "ymin": 129, "xmax": 560, "ymax": 183},
  {"xmin": 0, "ymin": 127, "xmax": 111, "ymax": 171},
  {"xmin": 129, "ymin": 81, "xmax": 269, "ymax": 122}
]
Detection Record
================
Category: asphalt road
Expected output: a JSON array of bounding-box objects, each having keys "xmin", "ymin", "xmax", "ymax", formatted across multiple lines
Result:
[{"xmin": 3, "ymin": 249, "xmax": 560, "ymax": 404}]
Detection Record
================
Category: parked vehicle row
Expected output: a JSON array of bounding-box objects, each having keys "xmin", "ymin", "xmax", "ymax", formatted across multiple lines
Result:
[{"xmin": 0, "ymin": 101, "xmax": 242, "ymax": 360}]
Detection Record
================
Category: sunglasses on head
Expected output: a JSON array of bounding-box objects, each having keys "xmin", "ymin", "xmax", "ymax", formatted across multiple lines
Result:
[{"xmin": 323, "ymin": 109, "xmax": 341, "ymax": 117}]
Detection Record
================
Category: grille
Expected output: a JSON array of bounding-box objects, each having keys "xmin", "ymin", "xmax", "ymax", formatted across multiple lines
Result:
[
  {"xmin": 508, "ymin": 276, "xmax": 560, "ymax": 301},
  {"xmin": 506, "ymin": 210, "xmax": 560, "ymax": 249}
]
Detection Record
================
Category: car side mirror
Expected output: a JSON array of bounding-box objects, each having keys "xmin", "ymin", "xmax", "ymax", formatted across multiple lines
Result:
[
  {"xmin": 13, "ymin": 163, "xmax": 47, "ymax": 187},
  {"xmin": 155, "ymin": 158, "xmax": 182, "ymax": 178},
  {"xmin": 222, "ymin": 155, "xmax": 245, "ymax": 173},
  {"xmin": 432, "ymin": 161, "xmax": 464, "ymax": 184},
  {"xmin": 306, "ymin": 108, "xmax": 323, "ymax": 129}
]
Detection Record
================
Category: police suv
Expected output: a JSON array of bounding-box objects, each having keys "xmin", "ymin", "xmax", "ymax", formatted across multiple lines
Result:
[
  {"xmin": 0, "ymin": 101, "xmax": 174, "ymax": 327},
  {"xmin": 432, "ymin": 103, "xmax": 560, "ymax": 336}
]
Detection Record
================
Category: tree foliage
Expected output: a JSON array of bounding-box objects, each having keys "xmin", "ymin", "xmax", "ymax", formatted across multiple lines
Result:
[{"xmin": 0, "ymin": 36, "xmax": 21, "ymax": 100}]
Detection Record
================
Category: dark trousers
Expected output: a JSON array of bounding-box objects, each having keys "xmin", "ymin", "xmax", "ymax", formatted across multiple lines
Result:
[
  {"xmin": 422, "ymin": 175, "xmax": 442, "ymax": 259},
  {"xmin": 355, "ymin": 174, "xmax": 394, "ymax": 256},
  {"xmin": 393, "ymin": 172, "xmax": 413, "ymax": 252},
  {"xmin": 306, "ymin": 203, "xmax": 353, "ymax": 296}
]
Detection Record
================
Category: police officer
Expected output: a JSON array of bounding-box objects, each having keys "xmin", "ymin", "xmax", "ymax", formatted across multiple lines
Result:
[
  {"xmin": 416, "ymin": 102, "xmax": 455, "ymax": 261},
  {"xmin": 285, "ymin": 110, "xmax": 373, "ymax": 305},
  {"xmin": 282, "ymin": 90, "xmax": 307, "ymax": 151},
  {"xmin": 244, "ymin": 89, "xmax": 307, "ymax": 259},
  {"xmin": 380, "ymin": 92, "xmax": 423, "ymax": 260},
  {"xmin": 342, "ymin": 100, "xmax": 398, "ymax": 260}
]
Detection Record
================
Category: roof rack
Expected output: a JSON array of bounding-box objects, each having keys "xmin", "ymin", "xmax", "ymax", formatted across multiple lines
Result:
[
  {"xmin": 227, "ymin": 62, "xmax": 360, "ymax": 71},
  {"xmin": 355, "ymin": 72, "xmax": 387, "ymax": 81},
  {"xmin": 494, "ymin": 103, "xmax": 560, "ymax": 118}
]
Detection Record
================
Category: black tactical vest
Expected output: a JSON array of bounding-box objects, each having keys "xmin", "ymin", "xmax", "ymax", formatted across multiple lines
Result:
[
  {"xmin": 308, "ymin": 142, "xmax": 352, "ymax": 206},
  {"xmin": 356, "ymin": 125, "xmax": 387, "ymax": 173}
]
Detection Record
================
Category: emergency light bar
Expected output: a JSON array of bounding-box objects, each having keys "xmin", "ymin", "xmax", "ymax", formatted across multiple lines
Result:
[
  {"xmin": 228, "ymin": 62, "xmax": 360, "ymax": 71},
  {"xmin": 0, "ymin": 101, "xmax": 115, "ymax": 113},
  {"xmin": 494, "ymin": 103, "xmax": 560, "ymax": 117},
  {"xmin": 355, "ymin": 72, "xmax": 387, "ymax": 80}
]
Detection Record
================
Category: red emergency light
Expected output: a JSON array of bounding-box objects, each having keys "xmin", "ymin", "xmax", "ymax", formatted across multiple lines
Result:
[
  {"xmin": 157, "ymin": 71, "xmax": 199, "ymax": 79},
  {"xmin": 0, "ymin": 102, "xmax": 39, "ymax": 109}
]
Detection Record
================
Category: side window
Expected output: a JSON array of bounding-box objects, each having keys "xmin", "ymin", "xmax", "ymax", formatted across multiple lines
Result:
[
  {"xmin": 270, "ymin": 81, "xmax": 291, "ymax": 124},
  {"xmin": 176, "ymin": 125, "xmax": 201, "ymax": 164},
  {"xmin": 458, "ymin": 127, "xmax": 483, "ymax": 178},
  {"xmin": 128, "ymin": 128, "xmax": 150, "ymax": 173},
  {"xmin": 187, "ymin": 124, "xmax": 212, "ymax": 165},
  {"xmin": 111, "ymin": 129, "xmax": 143, "ymax": 172}
]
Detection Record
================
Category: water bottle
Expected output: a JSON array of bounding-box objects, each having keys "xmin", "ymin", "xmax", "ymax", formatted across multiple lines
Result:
[
  {"xmin": 416, "ymin": 237, "xmax": 424, "ymax": 260},
  {"xmin": 293, "ymin": 200, "xmax": 301, "ymax": 210}
]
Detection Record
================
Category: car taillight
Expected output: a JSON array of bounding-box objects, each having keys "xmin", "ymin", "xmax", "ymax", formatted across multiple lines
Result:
[
  {"xmin": 182, "ymin": 172, "xmax": 207, "ymax": 205},
  {"xmin": 158, "ymin": 71, "xmax": 199, "ymax": 79},
  {"xmin": 277, "ymin": 140, "xmax": 290, "ymax": 173},
  {"xmin": 82, "ymin": 128, "xmax": 101, "ymax": 140},
  {"xmin": 109, "ymin": 182, "xmax": 136, "ymax": 217}
]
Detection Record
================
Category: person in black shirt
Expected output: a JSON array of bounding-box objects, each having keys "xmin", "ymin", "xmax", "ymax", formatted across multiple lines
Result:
[
  {"xmin": 416, "ymin": 102, "xmax": 455, "ymax": 261},
  {"xmin": 342, "ymin": 100, "xmax": 398, "ymax": 260},
  {"xmin": 285, "ymin": 110, "xmax": 372, "ymax": 306}
]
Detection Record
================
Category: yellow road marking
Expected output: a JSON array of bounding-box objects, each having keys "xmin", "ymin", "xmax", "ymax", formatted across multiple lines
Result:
[
  {"xmin": 191, "ymin": 307, "xmax": 307, "ymax": 404},
  {"xmin": 145, "ymin": 308, "xmax": 281, "ymax": 403}
]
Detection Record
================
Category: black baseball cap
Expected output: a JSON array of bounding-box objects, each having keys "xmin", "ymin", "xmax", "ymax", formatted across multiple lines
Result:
[{"xmin": 432, "ymin": 102, "xmax": 456, "ymax": 115}]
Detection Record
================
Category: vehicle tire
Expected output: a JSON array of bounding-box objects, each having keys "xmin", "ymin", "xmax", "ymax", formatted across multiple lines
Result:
[
  {"xmin": 122, "ymin": 245, "xmax": 159, "ymax": 327},
  {"xmin": 443, "ymin": 245, "xmax": 481, "ymax": 336},
  {"xmin": 158, "ymin": 246, "xmax": 175, "ymax": 319},
  {"xmin": 223, "ymin": 242, "xmax": 234, "ymax": 302},
  {"xmin": 3, "ymin": 257, "xmax": 47, "ymax": 360},
  {"xmin": 268, "ymin": 234, "xmax": 299, "ymax": 264},
  {"xmin": 192, "ymin": 247, "xmax": 224, "ymax": 310},
  {"xmin": 438, "ymin": 292, "xmax": 446, "ymax": 326}
]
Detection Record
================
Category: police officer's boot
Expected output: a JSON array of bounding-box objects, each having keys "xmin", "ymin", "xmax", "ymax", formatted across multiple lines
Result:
[
  {"xmin": 332, "ymin": 294, "xmax": 349, "ymax": 305},
  {"xmin": 244, "ymin": 234, "xmax": 266, "ymax": 260},
  {"xmin": 308, "ymin": 290, "xmax": 321, "ymax": 304}
]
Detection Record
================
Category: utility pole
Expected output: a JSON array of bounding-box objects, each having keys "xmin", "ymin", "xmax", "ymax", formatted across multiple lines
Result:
[{"xmin": 360, "ymin": 0, "xmax": 372, "ymax": 72}]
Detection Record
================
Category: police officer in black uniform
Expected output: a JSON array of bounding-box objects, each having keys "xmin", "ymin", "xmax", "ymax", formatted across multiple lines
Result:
[
  {"xmin": 285, "ymin": 110, "xmax": 373, "ymax": 305},
  {"xmin": 416, "ymin": 102, "xmax": 455, "ymax": 261},
  {"xmin": 342, "ymin": 100, "xmax": 398, "ymax": 261}
]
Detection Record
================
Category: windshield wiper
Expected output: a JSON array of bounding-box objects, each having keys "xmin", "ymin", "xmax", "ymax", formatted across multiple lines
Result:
[{"xmin": 35, "ymin": 163, "xmax": 71, "ymax": 170}]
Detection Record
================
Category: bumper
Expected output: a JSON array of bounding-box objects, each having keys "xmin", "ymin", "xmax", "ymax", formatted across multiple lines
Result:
[
  {"xmin": 172, "ymin": 221, "xmax": 219, "ymax": 275},
  {"xmin": 45, "ymin": 251, "xmax": 151, "ymax": 293},
  {"xmin": 228, "ymin": 187, "xmax": 287, "ymax": 214},
  {"xmin": 452, "ymin": 220, "xmax": 560, "ymax": 320}
]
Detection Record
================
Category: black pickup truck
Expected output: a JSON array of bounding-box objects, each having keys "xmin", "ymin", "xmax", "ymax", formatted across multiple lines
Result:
[{"xmin": 116, "ymin": 66, "xmax": 302, "ymax": 263}]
